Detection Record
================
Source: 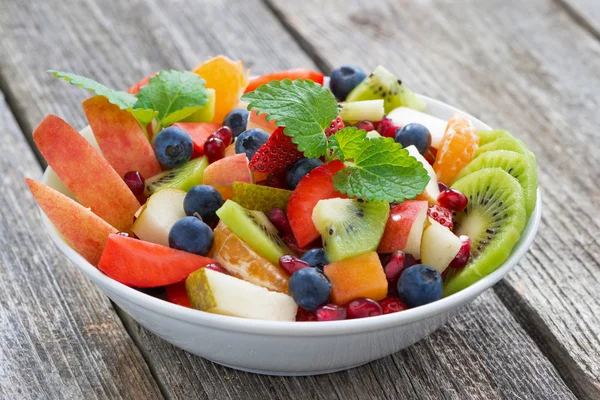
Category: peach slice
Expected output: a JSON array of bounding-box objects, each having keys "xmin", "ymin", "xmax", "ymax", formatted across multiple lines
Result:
[
  {"xmin": 202, "ymin": 153, "xmax": 253, "ymax": 200},
  {"xmin": 377, "ymin": 200, "xmax": 428, "ymax": 259},
  {"xmin": 26, "ymin": 178, "xmax": 117, "ymax": 265},
  {"xmin": 33, "ymin": 115, "xmax": 140, "ymax": 232},
  {"xmin": 246, "ymin": 109, "xmax": 277, "ymax": 134}
]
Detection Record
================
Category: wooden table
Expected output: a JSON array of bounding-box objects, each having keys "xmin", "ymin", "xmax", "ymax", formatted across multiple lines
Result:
[{"xmin": 1, "ymin": 0, "xmax": 599, "ymax": 398}]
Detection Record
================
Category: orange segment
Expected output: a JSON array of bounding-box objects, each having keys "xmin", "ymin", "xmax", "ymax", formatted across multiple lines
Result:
[
  {"xmin": 433, "ymin": 113, "xmax": 479, "ymax": 185},
  {"xmin": 192, "ymin": 56, "xmax": 249, "ymax": 124},
  {"xmin": 209, "ymin": 222, "xmax": 290, "ymax": 294},
  {"xmin": 324, "ymin": 252, "xmax": 388, "ymax": 305}
]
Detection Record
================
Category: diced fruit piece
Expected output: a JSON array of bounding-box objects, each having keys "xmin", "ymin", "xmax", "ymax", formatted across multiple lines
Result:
[
  {"xmin": 216, "ymin": 200, "xmax": 294, "ymax": 265},
  {"xmin": 427, "ymin": 205, "xmax": 453, "ymax": 230},
  {"xmin": 82, "ymin": 96, "xmax": 161, "ymax": 178},
  {"xmin": 166, "ymin": 282, "xmax": 191, "ymax": 308},
  {"xmin": 312, "ymin": 198, "xmax": 389, "ymax": 262},
  {"xmin": 249, "ymin": 127, "xmax": 304, "ymax": 174},
  {"xmin": 316, "ymin": 304, "xmax": 347, "ymax": 321},
  {"xmin": 346, "ymin": 298, "xmax": 383, "ymax": 319},
  {"xmin": 193, "ymin": 56, "xmax": 249, "ymax": 123},
  {"xmin": 379, "ymin": 296, "xmax": 408, "ymax": 314},
  {"xmin": 420, "ymin": 217, "xmax": 462, "ymax": 273},
  {"xmin": 145, "ymin": 156, "xmax": 208, "ymax": 196},
  {"xmin": 324, "ymin": 252, "xmax": 387, "ymax": 305},
  {"xmin": 286, "ymin": 158, "xmax": 323, "ymax": 189},
  {"xmin": 329, "ymin": 65, "xmax": 367, "ymax": 101},
  {"xmin": 377, "ymin": 200, "xmax": 428, "ymax": 258},
  {"xmin": 172, "ymin": 122, "xmax": 221, "ymax": 158},
  {"xmin": 244, "ymin": 69, "xmax": 324, "ymax": 93},
  {"xmin": 202, "ymin": 153, "xmax": 253, "ymax": 200},
  {"xmin": 186, "ymin": 267, "xmax": 297, "ymax": 321},
  {"xmin": 127, "ymin": 72, "xmax": 157, "ymax": 95},
  {"xmin": 300, "ymin": 248, "xmax": 329, "ymax": 270},
  {"xmin": 246, "ymin": 109, "xmax": 278, "ymax": 134},
  {"xmin": 131, "ymin": 188, "xmax": 187, "ymax": 247},
  {"xmin": 33, "ymin": 115, "xmax": 139, "ymax": 232},
  {"xmin": 339, "ymin": 100, "xmax": 385, "ymax": 123},
  {"xmin": 210, "ymin": 222, "xmax": 290, "ymax": 293},
  {"xmin": 279, "ymin": 255, "xmax": 310, "ymax": 276},
  {"xmin": 376, "ymin": 117, "xmax": 395, "ymax": 136},
  {"xmin": 222, "ymin": 108, "xmax": 249, "ymax": 137},
  {"xmin": 287, "ymin": 160, "xmax": 347, "ymax": 247},
  {"xmin": 383, "ymin": 251, "xmax": 407, "ymax": 287},
  {"xmin": 387, "ymin": 107, "xmax": 448, "ymax": 149},
  {"xmin": 182, "ymin": 88, "xmax": 216, "ymax": 123},
  {"xmin": 394, "ymin": 123, "xmax": 431, "ymax": 156},
  {"xmin": 323, "ymin": 116, "xmax": 345, "ymax": 137},
  {"xmin": 437, "ymin": 188, "xmax": 468, "ymax": 212},
  {"xmin": 26, "ymin": 179, "xmax": 117, "ymax": 265},
  {"xmin": 443, "ymin": 169, "xmax": 526, "ymax": 296},
  {"xmin": 153, "ymin": 126, "xmax": 193, "ymax": 168},
  {"xmin": 366, "ymin": 130, "xmax": 381, "ymax": 138},
  {"xmin": 267, "ymin": 208, "xmax": 293, "ymax": 235},
  {"xmin": 98, "ymin": 233, "xmax": 215, "ymax": 287},
  {"xmin": 183, "ymin": 185, "xmax": 224, "ymax": 224},
  {"xmin": 231, "ymin": 182, "xmax": 292, "ymax": 213},
  {"xmin": 346, "ymin": 66, "xmax": 426, "ymax": 112},
  {"xmin": 433, "ymin": 113, "xmax": 479, "ymax": 185},
  {"xmin": 169, "ymin": 216, "xmax": 214, "ymax": 256},
  {"xmin": 289, "ymin": 267, "xmax": 331, "ymax": 311},
  {"xmin": 449, "ymin": 235, "xmax": 472, "ymax": 270},
  {"xmin": 204, "ymin": 137, "xmax": 226, "ymax": 164},
  {"xmin": 405, "ymin": 145, "xmax": 440, "ymax": 204},
  {"xmin": 235, "ymin": 128, "xmax": 270, "ymax": 160},
  {"xmin": 397, "ymin": 264, "xmax": 443, "ymax": 307}
]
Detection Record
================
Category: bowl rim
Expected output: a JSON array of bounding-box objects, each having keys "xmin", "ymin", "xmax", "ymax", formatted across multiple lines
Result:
[{"xmin": 40, "ymin": 94, "xmax": 541, "ymax": 336}]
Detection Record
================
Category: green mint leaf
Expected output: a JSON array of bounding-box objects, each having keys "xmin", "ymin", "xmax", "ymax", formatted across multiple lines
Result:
[
  {"xmin": 48, "ymin": 70, "xmax": 158, "ymax": 124},
  {"xmin": 241, "ymin": 79, "xmax": 338, "ymax": 158},
  {"xmin": 333, "ymin": 137, "xmax": 430, "ymax": 202},
  {"xmin": 328, "ymin": 127, "xmax": 367, "ymax": 162}
]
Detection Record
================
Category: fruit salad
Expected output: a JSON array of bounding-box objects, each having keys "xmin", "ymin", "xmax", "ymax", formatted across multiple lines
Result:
[{"xmin": 27, "ymin": 57, "xmax": 538, "ymax": 322}]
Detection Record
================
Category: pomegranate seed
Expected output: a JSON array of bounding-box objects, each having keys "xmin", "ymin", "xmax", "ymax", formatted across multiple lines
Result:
[
  {"xmin": 353, "ymin": 121, "xmax": 375, "ymax": 131},
  {"xmin": 438, "ymin": 182, "xmax": 449, "ymax": 192},
  {"xmin": 449, "ymin": 235, "xmax": 471, "ymax": 269},
  {"xmin": 296, "ymin": 308, "xmax": 317, "ymax": 321},
  {"xmin": 379, "ymin": 297, "xmax": 408, "ymax": 314},
  {"xmin": 279, "ymin": 255, "xmax": 310, "ymax": 275},
  {"xmin": 383, "ymin": 125, "xmax": 401, "ymax": 138},
  {"xmin": 268, "ymin": 208, "xmax": 292, "ymax": 236},
  {"xmin": 265, "ymin": 173, "xmax": 288, "ymax": 189},
  {"xmin": 384, "ymin": 251, "xmax": 406, "ymax": 285},
  {"xmin": 375, "ymin": 117, "xmax": 394, "ymax": 135},
  {"xmin": 346, "ymin": 298, "xmax": 383, "ymax": 319},
  {"xmin": 437, "ymin": 188, "xmax": 468, "ymax": 212},
  {"xmin": 124, "ymin": 171, "xmax": 145, "ymax": 196},
  {"xmin": 316, "ymin": 304, "xmax": 347, "ymax": 321},
  {"xmin": 205, "ymin": 262, "xmax": 230, "ymax": 275},
  {"xmin": 209, "ymin": 126, "xmax": 233, "ymax": 147},
  {"xmin": 204, "ymin": 137, "xmax": 226, "ymax": 164}
]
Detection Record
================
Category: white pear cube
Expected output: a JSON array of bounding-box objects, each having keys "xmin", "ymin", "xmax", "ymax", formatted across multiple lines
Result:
[
  {"xmin": 132, "ymin": 188, "xmax": 186, "ymax": 246},
  {"xmin": 421, "ymin": 217, "xmax": 462, "ymax": 273}
]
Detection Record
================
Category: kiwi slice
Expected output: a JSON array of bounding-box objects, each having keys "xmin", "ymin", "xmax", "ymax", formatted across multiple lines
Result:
[
  {"xmin": 312, "ymin": 198, "xmax": 389, "ymax": 263},
  {"xmin": 231, "ymin": 182, "xmax": 292, "ymax": 213},
  {"xmin": 442, "ymin": 168, "xmax": 526, "ymax": 297},
  {"xmin": 346, "ymin": 66, "xmax": 426, "ymax": 113},
  {"xmin": 474, "ymin": 137, "xmax": 529, "ymax": 159},
  {"xmin": 144, "ymin": 156, "xmax": 208, "ymax": 196},
  {"xmin": 455, "ymin": 150, "xmax": 538, "ymax": 217},
  {"xmin": 216, "ymin": 200, "xmax": 294, "ymax": 264},
  {"xmin": 478, "ymin": 129, "xmax": 512, "ymax": 147}
]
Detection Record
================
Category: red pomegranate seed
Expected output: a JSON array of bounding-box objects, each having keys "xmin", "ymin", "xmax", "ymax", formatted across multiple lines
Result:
[
  {"xmin": 209, "ymin": 126, "xmax": 233, "ymax": 147},
  {"xmin": 379, "ymin": 297, "xmax": 408, "ymax": 314},
  {"xmin": 383, "ymin": 251, "xmax": 406, "ymax": 285},
  {"xmin": 438, "ymin": 182, "xmax": 449, "ymax": 192},
  {"xmin": 296, "ymin": 307, "xmax": 317, "ymax": 321},
  {"xmin": 268, "ymin": 208, "xmax": 293, "ymax": 236},
  {"xmin": 375, "ymin": 117, "xmax": 393, "ymax": 135},
  {"xmin": 124, "ymin": 171, "xmax": 145, "ymax": 196},
  {"xmin": 346, "ymin": 298, "xmax": 383, "ymax": 319},
  {"xmin": 353, "ymin": 121, "xmax": 375, "ymax": 131},
  {"xmin": 265, "ymin": 173, "xmax": 288, "ymax": 189},
  {"xmin": 437, "ymin": 188, "xmax": 468, "ymax": 212},
  {"xmin": 383, "ymin": 125, "xmax": 401, "ymax": 138},
  {"xmin": 204, "ymin": 262, "xmax": 230, "ymax": 275},
  {"xmin": 316, "ymin": 304, "xmax": 347, "ymax": 321},
  {"xmin": 279, "ymin": 255, "xmax": 310, "ymax": 275},
  {"xmin": 448, "ymin": 235, "xmax": 471, "ymax": 269},
  {"xmin": 204, "ymin": 137, "xmax": 226, "ymax": 164}
]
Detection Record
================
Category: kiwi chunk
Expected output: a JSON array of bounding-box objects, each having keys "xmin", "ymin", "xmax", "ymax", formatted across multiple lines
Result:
[
  {"xmin": 231, "ymin": 182, "xmax": 292, "ymax": 213},
  {"xmin": 455, "ymin": 150, "xmax": 538, "ymax": 216},
  {"xmin": 478, "ymin": 129, "xmax": 512, "ymax": 147},
  {"xmin": 443, "ymin": 168, "xmax": 526, "ymax": 297},
  {"xmin": 144, "ymin": 156, "xmax": 208, "ymax": 196},
  {"xmin": 346, "ymin": 66, "xmax": 426, "ymax": 113},
  {"xmin": 312, "ymin": 198, "xmax": 389, "ymax": 262},
  {"xmin": 216, "ymin": 200, "xmax": 294, "ymax": 264}
]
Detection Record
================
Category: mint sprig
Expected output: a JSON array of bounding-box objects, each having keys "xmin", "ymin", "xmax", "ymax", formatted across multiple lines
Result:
[
  {"xmin": 327, "ymin": 127, "xmax": 367, "ymax": 162},
  {"xmin": 241, "ymin": 79, "xmax": 338, "ymax": 158}
]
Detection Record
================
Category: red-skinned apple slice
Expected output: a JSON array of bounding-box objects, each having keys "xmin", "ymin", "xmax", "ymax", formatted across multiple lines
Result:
[
  {"xmin": 406, "ymin": 145, "xmax": 440, "ymax": 204},
  {"xmin": 83, "ymin": 96, "xmax": 162, "ymax": 179},
  {"xmin": 33, "ymin": 115, "xmax": 140, "ymax": 232},
  {"xmin": 420, "ymin": 217, "xmax": 462, "ymax": 273},
  {"xmin": 202, "ymin": 153, "xmax": 253, "ymax": 200},
  {"xmin": 377, "ymin": 200, "xmax": 428, "ymax": 259},
  {"xmin": 26, "ymin": 178, "xmax": 117, "ymax": 265}
]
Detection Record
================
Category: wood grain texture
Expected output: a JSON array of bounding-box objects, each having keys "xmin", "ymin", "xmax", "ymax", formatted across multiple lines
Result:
[
  {"xmin": 559, "ymin": 0, "xmax": 600, "ymax": 40},
  {"xmin": 267, "ymin": 0, "xmax": 600, "ymax": 397},
  {"xmin": 0, "ymin": 91, "xmax": 163, "ymax": 399}
]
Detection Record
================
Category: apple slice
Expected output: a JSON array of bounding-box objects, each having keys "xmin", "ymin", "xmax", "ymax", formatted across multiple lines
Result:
[
  {"xmin": 387, "ymin": 107, "xmax": 448, "ymax": 149},
  {"xmin": 202, "ymin": 153, "xmax": 253, "ymax": 200},
  {"xmin": 185, "ymin": 267, "xmax": 297, "ymax": 321},
  {"xmin": 26, "ymin": 178, "xmax": 117, "ymax": 265},
  {"xmin": 83, "ymin": 96, "xmax": 162, "ymax": 179},
  {"xmin": 377, "ymin": 200, "xmax": 428, "ymax": 259},
  {"xmin": 33, "ymin": 115, "xmax": 140, "ymax": 232},
  {"xmin": 421, "ymin": 217, "xmax": 462, "ymax": 273},
  {"xmin": 406, "ymin": 145, "xmax": 440, "ymax": 204},
  {"xmin": 131, "ymin": 189, "xmax": 187, "ymax": 247},
  {"xmin": 246, "ymin": 109, "xmax": 277, "ymax": 134}
]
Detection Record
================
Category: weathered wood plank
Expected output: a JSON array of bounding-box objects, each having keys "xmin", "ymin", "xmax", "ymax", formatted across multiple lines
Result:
[
  {"xmin": 0, "ymin": 91, "xmax": 163, "ymax": 399},
  {"xmin": 266, "ymin": 0, "xmax": 600, "ymax": 397},
  {"xmin": 559, "ymin": 0, "xmax": 600, "ymax": 40}
]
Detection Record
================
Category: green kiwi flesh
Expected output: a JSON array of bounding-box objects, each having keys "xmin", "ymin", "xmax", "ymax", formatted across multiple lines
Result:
[
  {"xmin": 145, "ymin": 156, "xmax": 208, "ymax": 196},
  {"xmin": 478, "ymin": 130, "xmax": 512, "ymax": 146}
]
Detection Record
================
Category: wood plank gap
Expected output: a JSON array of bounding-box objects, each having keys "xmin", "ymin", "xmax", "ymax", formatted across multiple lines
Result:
[{"xmin": 553, "ymin": 0, "xmax": 600, "ymax": 42}]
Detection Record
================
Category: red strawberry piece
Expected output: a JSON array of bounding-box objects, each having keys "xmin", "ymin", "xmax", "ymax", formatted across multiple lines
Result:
[
  {"xmin": 324, "ymin": 116, "xmax": 344, "ymax": 137},
  {"xmin": 249, "ymin": 127, "xmax": 304, "ymax": 174},
  {"xmin": 427, "ymin": 205, "xmax": 454, "ymax": 230}
]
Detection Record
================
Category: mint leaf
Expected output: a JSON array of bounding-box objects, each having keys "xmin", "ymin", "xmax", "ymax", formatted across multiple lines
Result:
[
  {"xmin": 241, "ymin": 79, "xmax": 338, "ymax": 158},
  {"xmin": 333, "ymin": 137, "xmax": 430, "ymax": 202},
  {"xmin": 48, "ymin": 70, "xmax": 158, "ymax": 124},
  {"xmin": 328, "ymin": 127, "xmax": 367, "ymax": 162},
  {"xmin": 135, "ymin": 70, "xmax": 208, "ymax": 127}
]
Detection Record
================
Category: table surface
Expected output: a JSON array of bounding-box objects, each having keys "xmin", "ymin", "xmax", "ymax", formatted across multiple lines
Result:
[{"xmin": 1, "ymin": 0, "xmax": 599, "ymax": 398}]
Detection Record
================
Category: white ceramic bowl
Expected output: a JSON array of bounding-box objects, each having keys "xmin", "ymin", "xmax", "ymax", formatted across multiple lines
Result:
[{"xmin": 40, "ymin": 95, "xmax": 541, "ymax": 376}]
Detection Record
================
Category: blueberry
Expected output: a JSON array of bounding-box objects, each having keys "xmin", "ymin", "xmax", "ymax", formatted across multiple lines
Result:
[
  {"xmin": 300, "ymin": 248, "xmax": 329, "ymax": 270},
  {"xmin": 184, "ymin": 185, "xmax": 224, "ymax": 224},
  {"xmin": 394, "ymin": 123, "xmax": 432, "ymax": 155},
  {"xmin": 329, "ymin": 65, "xmax": 367, "ymax": 101},
  {"xmin": 168, "ymin": 216, "xmax": 214, "ymax": 256},
  {"xmin": 235, "ymin": 128, "xmax": 270, "ymax": 160},
  {"xmin": 286, "ymin": 158, "xmax": 323, "ymax": 189},
  {"xmin": 223, "ymin": 108, "xmax": 249, "ymax": 138},
  {"xmin": 288, "ymin": 267, "xmax": 331, "ymax": 311},
  {"xmin": 154, "ymin": 127, "xmax": 193, "ymax": 168},
  {"xmin": 397, "ymin": 264, "xmax": 442, "ymax": 307}
]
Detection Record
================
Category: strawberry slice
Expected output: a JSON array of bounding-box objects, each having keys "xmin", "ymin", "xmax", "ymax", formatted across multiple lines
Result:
[
  {"xmin": 249, "ymin": 127, "xmax": 304, "ymax": 174},
  {"xmin": 287, "ymin": 160, "xmax": 347, "ymax": 247}
]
